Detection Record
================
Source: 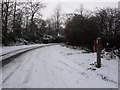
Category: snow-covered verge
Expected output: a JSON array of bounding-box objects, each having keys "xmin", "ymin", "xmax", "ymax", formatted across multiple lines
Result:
[
  {"xmin": 1, "ymin": 44, "xmax": 48, "ymax": 56},
  {"xmin": 2, "ymin": 45, "xmax": 118, "ymax": 88},
  {"xmin": 1, "ymin": 44, "xmax": 56, "ymax": 61},
  {"xmin": 57, "ymin": 45, "xmax": 118, "ymax": 88}
]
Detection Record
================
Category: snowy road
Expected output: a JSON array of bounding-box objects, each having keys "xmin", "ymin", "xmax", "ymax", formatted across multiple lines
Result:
[
  {"xmin": 1, "ymin": 44, "xmax": 56, "ymax": 66},
  {"xmin": 1, "ymin": 44, "xmax": 54, "ymax": 61},
  {"xmin": 2, "ymin": 45, "xmax": 118, "ymax": 88}
]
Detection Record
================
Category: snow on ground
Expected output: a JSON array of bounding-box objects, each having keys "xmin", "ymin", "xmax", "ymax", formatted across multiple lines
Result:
[
  {"xmin": 1, "ymin": 44, "xmax": 56, "ymax": 61},
  {"xmin": 1, "ymin": 44, "xmax": 48, "ymax": 55},
  {"xmin": 2, "ymin": 45, "xmax": 118, "ymax": 88}
]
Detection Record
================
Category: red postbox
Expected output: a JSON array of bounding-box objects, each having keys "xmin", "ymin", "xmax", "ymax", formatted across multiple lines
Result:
[{"xmin": 93, "ymin": 40, "xmax": 97, "ymax": 52}]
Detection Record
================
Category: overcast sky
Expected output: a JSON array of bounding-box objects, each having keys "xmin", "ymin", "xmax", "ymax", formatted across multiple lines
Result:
[{"xmin": 17, "ymin": 0, "xmax": 120, "ymax": 20}]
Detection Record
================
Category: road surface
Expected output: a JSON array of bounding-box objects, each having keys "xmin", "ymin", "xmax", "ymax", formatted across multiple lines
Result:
[
  {"xmin": 2, "ymin": 45, "xmax": 118, "ymax": 88},
  {"xmin": 2, "ymin": 45, "xmax": 68, "ymax": 88}
]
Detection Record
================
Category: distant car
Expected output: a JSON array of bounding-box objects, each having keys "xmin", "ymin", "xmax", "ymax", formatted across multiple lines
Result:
[{"xmin": 42, "ymin": 35, "xmax": 55, "ymax": 44}]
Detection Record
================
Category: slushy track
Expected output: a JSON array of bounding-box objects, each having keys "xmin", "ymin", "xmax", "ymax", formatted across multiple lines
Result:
[{"xmin": 1, "ymin": 44, "xmax": 57, "ymax": 67}]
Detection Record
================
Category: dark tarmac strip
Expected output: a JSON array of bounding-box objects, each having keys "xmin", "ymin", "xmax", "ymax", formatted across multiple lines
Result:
[{"xmin": 1, "ymin": 44, "xmax": 57, "ymax": 67}]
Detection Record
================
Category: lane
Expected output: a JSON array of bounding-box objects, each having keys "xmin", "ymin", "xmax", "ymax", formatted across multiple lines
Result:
[
  {"xmin": 2, "ymin": 45, "xmax": 118, "ymax": 88},
  {"xmin": 2, "ymin": 45, "xmax": 67, "ymax": 88},
  {"xmin": 1, "ymin": 44, "xmax": 57, "ymax": 62},
  {"xmin": 2, "ymin": 44, "xmax": 56, "ymax": 67}
]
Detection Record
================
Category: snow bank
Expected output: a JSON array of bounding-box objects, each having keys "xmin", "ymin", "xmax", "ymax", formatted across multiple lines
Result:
[{"xmin": 1, "ymin": 44, "xmax": 47, "ymax": 55}]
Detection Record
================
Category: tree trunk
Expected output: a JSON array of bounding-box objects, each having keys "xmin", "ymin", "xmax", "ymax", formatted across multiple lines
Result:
[{"xmin": 4, "ymin": 2, "xmax": 9, "ymax": 36}]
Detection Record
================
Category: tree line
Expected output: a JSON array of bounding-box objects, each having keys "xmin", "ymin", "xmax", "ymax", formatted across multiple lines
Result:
[
  {"xmin": 2, "ymin": 1, "xmax": 120, "ymax": 52},
  {"xmin": 64, "ymin": 5, "xmax": 120, "ymax": 51},
  {"xmin": 2, "ymin": 1, "xmax": 64, "ymax": 46}
]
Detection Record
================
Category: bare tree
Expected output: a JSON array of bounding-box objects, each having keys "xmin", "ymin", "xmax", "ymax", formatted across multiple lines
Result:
[
  {"xmin": 2, "ymin": 0, "xmax": 12, "ymax": 45},
  {"xmin": 2, "ymin": 1, "xmax": 46, "ymax": 45},
  {"xmin": 76, "ymin": 4, "xmax": 84, "ymax": 16},
  {"xmin": 76, "ymin": 4, "xmax": 92, "ymax": 18},
  {"xmin": 52, "ymin": 4, "xmax": 62, "ymax": 37},
  {"xmin": 26, "ymin": 1, "xmax": 45, "ymax": 39},
  {"xmin": 28, "ymin": 1, "xmax": 45, "ymax": 25},
  {"xmin": 62, "ymin": 13, "xmax": 75, "ymax": 26}
]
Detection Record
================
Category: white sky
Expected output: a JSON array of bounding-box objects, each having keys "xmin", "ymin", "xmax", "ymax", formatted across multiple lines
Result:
[
  {"xmin": 16, "ymin": 0, "xmax": 119, "ymax": 19},
  {"xmin": 41, "ymin": 1, "xmax": 118, "ymax": 19}
]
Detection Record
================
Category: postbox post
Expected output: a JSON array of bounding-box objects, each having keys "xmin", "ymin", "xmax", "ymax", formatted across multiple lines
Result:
[{"xmin": 96, "ymin": 38, "xmax": 101, "ymax": 68}]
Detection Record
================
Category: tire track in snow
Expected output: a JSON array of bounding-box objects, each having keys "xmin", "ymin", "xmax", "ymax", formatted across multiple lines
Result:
[
  {"xmin": 2, "ymin": 63, "xmax": 21, "ymax": 83},
  {"xmin": 23, "ymin": 63, "xmax": 33, "ymax": 84}
]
